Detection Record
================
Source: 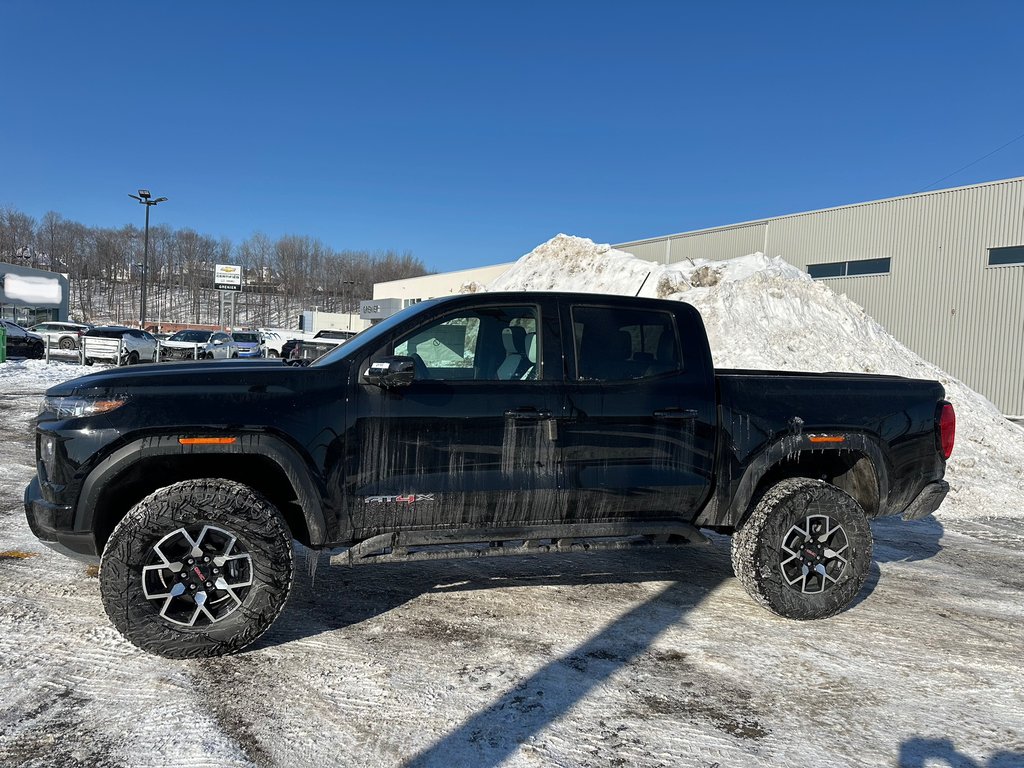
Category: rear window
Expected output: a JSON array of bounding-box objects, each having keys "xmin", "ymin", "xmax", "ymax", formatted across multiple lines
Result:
[
  {"xmin": 86, "ymin": 328, "xmax": 126, "ymax": 339},
  {"xmin": 233, "ymin": 332, "xmax": 259, "ymax": 343},
  {"xmin": 571, "ymin": 306, "xmax": 681, "ymax": 381}
]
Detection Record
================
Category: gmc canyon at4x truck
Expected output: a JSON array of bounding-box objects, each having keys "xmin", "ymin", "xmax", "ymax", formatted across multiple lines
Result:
[{"xmin": 25, "ymin": 293, "xmax": 954, "ymax": 658}]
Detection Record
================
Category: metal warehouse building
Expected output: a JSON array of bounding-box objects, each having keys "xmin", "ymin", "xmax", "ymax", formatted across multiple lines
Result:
[{"xmin": 614, "ymin": 177, "xmax": 1024, "ymax": 417}]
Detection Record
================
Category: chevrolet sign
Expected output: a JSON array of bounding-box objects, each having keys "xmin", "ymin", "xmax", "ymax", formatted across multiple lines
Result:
[{"xmin": 214, "ymin": 264, "xmax": 243, "ymax": 291}]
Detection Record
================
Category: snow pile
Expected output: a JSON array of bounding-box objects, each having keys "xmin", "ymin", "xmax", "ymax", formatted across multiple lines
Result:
[
  {"xmin": 490, "ymin": 235, "xmax": 1024, "ymax": 521},
  {"xmin": 0, "ymin": 359, "xmax": 103, "ymax": 395}
]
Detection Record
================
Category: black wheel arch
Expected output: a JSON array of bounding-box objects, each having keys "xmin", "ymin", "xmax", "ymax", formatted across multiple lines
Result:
[
  {"xmin": 700, "ymin": 431, "xmax": 890, "ymax": 532},
  {"xmin": 74, "ymin": 433, "xmax": 330, "ymax": 552}
]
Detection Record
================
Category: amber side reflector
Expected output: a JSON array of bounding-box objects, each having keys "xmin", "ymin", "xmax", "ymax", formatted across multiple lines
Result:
[
  {"xmin": 809, "ymin": 436, "xmax": 845, "ymax": 444},
  {"xmin": 178, "ymin": 437, "xmax": 237, "ymax": 445}
]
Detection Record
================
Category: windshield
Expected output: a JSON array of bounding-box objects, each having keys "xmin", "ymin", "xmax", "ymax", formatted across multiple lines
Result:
[
  {"xmin": 311, "ymin": 299, "xmax": 443, "ymax": 367},
  {"xmin": 168, "ymin": 330, "xmax": 213, "ymax": 343},
  {"xmin": 232, "ymin": 332, "xmax": 259, "ymax": 343}
]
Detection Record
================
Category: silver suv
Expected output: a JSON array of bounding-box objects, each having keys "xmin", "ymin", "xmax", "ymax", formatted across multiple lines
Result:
[
  {"xmin": 29, "ymin": 321, "xmax": 91, "ymax": 351},
  {"xmin": 83, "ymin": 326, "xmax": 158, "ymax": 365}
]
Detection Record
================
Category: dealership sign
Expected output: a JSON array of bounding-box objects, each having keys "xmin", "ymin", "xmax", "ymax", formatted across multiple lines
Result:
[
  {"xmin": 214, "ymin": 264, "xmax": 242, "ymax": 291},
  {"xmin": 359, "ymin": 298, "xmax": 403, "ymax": 320}
]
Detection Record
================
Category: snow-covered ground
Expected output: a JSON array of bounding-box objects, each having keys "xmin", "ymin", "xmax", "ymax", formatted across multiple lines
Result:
[{"xmin": 0, "ymin": 238, "xmax": 1022, "ymax": 767}]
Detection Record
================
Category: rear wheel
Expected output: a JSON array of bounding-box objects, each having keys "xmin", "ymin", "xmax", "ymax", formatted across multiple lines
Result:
[
  {"xmin": 127, "ymin": 351, "xmax": 140, "ymax": 365},
  {"xmin": 59, "ymin": 336, "xmax": 77, "ymax": 350},
  {"xmin": 99, "ymin": 479, "xmax": 294, "ymax": 658},
  {"xmin": 731, "ymin": 478, "xmax": 872, "ymax": 620},
  {"xmin": 266, "ymin": 349, "xmax": 279, "ymax": 358}
]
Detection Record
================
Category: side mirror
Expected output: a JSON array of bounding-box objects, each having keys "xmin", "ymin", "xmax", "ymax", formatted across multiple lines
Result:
[{"xmin": 363, "ymin": 356, "xmax": 416, "ymax": 388}]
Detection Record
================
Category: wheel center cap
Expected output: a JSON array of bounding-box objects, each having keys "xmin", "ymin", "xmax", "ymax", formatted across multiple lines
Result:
[{"xmin": 801, "ymin": 546, "xmax": 820, "ymax": 563}]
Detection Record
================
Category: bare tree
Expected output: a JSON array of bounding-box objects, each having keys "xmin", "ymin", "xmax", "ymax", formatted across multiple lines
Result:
[{"xmin": 0, "ymin": 206, "xmax": 38, "ymax": 265}]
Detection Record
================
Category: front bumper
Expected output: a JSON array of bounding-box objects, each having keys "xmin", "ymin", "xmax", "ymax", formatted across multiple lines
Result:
[
  {"xmin": 901, "ymin": 480, "xmax": 950, "ymax": 521},
  {"xmin": 23, "ymin": 477, "xmax": 99, "ymax": 562}
]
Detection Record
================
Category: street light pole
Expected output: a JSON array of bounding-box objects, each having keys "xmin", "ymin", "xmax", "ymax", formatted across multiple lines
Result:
[
  {"xmin": 340, "ymin": 280, "xmax": 356, "ymax": 330},
  {"xmin": 128, "ymin": 189, "xmax": 168, "ymax": 329}
]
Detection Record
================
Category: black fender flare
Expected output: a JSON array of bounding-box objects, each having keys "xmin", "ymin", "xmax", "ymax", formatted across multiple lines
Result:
[
  {"xmin": 74, "ymin": 432, "xmax": 329, "ymax": 546},
  {"xmin": 703, "ymin": 430, "xmax": 891, "ymax": 530}
]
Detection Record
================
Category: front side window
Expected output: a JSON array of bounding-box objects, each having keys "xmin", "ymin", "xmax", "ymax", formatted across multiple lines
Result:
[
  {"xmin": 392, "ymin": 305, "xmax": 538, "ymax": 381},
  {"xmin": 572, "ymin": 306, "xmax": 681, "ymax": 381}
]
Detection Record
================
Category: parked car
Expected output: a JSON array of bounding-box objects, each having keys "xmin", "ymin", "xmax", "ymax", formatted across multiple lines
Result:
[
  {"xmin": 28, "ymin": 321, "xmax": 91, "ymax": 351},
  {"xmin": 26, "ymin": 292, "xmax": 954, "ymax": 658},
  {"xmin": 159, "ymin": 330, "xmax": 240, "ymax": 361},
  {"xmin": 1, "ymin": 320, "xmax": 45, "ymax": 359},
  {"xmin": 281, "ymin": 329, "xmax": 354, "ymax": 363},
  {"xmin": 82, "ymin": 326, "xmax": 158, "ymax": 366},
  {"xmin": 256, "ymin": 328, "xmax": 288, "ymax": 358},
  {"xmin": 230, "ymin": 330, "xmax": 263, "ymax": 358}
]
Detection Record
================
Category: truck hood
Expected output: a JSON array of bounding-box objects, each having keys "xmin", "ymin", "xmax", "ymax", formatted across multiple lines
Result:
[{"xmin": 44, "ymin": 359, "xmax": 315, "ymax": 397}]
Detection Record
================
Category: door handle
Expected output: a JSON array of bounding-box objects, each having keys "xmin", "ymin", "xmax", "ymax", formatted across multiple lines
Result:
[
  {"xmin": 653, "ymin": 408, "xmax": 699, "ymax": 421},
  {"xmin": 504, "ymin": 407, "xmax": 552, "ymax": 421}
]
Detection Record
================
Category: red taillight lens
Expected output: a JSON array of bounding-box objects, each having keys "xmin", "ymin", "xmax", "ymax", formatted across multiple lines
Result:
[{"xmin": 939, "ymin": 402, "xmax": 955, "ymax": 459}]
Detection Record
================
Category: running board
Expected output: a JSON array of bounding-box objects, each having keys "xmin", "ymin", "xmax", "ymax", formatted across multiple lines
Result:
[{"xmin": 330, "ymin": 521, "xmax": 710, "ymax": 566}]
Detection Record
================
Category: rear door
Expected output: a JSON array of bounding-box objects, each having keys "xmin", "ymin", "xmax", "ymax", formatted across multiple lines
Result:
[
  {"xmin": 344, "ymin": 295, "xmax": 564, "ymax": 536},
  {"xmin": 558, "ymin": 299, "xmax": 716, "ymax": 523}
]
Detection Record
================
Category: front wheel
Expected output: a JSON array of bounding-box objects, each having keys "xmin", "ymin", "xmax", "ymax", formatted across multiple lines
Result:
[
  {"xmin": 731, "ymin": 478, "xmax": 872, "ymax": 620},
  {"xmin": 99, "ymin": 479, "xmax": 294, "ymax": 658}
]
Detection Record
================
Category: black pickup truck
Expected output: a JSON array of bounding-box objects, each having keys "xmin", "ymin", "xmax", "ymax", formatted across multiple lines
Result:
[{"xmin": 25, "ymin": 292, "xmax": 955, "ymax": 658}]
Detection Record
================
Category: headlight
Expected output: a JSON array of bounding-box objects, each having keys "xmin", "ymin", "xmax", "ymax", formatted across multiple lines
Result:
[{"xmin": 40, "ymin": 396, "xmax": 127, "ymax": 419}]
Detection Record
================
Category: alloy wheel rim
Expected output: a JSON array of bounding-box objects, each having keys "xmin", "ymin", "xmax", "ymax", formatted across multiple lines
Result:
[
  {"xmin": 779, "ymin": 514, "xmax": 849, "ymax": 593},
  {"xmin": 141, "ymin": 524, "xmax": 253, "ymax": 626}
]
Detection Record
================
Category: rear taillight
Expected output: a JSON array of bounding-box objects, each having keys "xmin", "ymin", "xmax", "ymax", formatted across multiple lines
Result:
[{"xmin": 938, "ymin": 402, "xmax": 955, "ymax": 459}]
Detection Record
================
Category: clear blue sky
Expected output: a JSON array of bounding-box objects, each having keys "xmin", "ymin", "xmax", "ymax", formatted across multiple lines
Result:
[{"xmin": 2, "ymin": 1, "xmax": 1023, "ymax": 273}]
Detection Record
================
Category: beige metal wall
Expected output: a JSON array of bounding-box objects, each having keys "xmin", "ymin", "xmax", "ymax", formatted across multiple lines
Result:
[
  {"xmin": 670, "ymin": 223, "xmax": 767, "ymax": 264},
  {"xmin": 616, "ymin": 178, "xmax": 1024, "ymax": 415},
  {"xmin": 374, "ymin": 262, "xmax": 516, "ymax": 301}
]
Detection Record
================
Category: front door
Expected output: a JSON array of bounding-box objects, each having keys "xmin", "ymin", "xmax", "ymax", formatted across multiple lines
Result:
[{"xmin": 346, "ymin": 299, "xmax": 563, "ymax": 537}]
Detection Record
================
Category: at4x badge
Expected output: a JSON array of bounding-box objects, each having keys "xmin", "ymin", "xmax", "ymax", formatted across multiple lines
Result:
[{"xmin": 364, "ymin": 494, "xmax": 436, "ymax": 504}]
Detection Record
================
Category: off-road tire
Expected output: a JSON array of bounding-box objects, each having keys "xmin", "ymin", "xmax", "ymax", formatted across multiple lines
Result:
[
  {"xmin": 99, "ymin": 479, "xmax": 294, "ymax": 658},
  {"xmin": 731, "ymin": 478, "xmax": 872, "ymax": 620}
]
